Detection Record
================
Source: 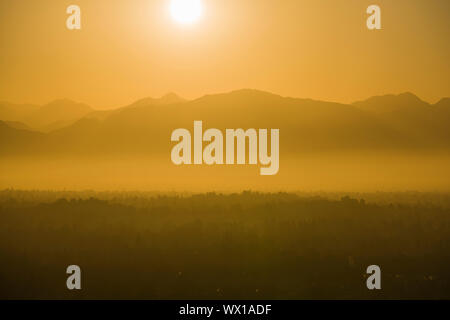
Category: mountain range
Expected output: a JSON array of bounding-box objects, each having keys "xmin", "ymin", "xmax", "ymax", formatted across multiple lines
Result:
[{"xmin": 1, "ymin": 90, "xmax": 449, "ymax": 156}]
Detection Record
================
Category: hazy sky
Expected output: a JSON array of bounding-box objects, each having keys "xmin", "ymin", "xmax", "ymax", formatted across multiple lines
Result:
[{"xmin": 0, "ymin": 0, "xmax": 449, "ymax": 109}]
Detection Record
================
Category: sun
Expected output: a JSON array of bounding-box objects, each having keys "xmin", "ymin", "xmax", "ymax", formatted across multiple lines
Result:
[{"xmin": 170, "ymin": 0, "xmax": 203, "ymax": 24}]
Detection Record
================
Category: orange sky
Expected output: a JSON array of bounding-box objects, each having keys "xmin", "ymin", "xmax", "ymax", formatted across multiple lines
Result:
[{"xmin": 0, "ymin": 0, "xmax": 449, "ymax": 109}]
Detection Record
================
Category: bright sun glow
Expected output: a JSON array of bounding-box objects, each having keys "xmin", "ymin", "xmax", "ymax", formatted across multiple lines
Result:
[{"xmin": 170, "ymin": 0, "xmax": 203, "ymax": 24}]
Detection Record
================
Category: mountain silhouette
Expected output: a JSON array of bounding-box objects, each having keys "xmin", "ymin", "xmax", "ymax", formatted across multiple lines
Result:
[
  {"xmin": 352, "ymin": 92, "xmax": 429, "ymax": 114},
  {"xmin": 0, "ymin": 102, "xmax": 39, "ymax": 122},
  {"xmin": 0, "ymin": 120, "xmax": 43, "ymax": 153},
  {"xmin": 128, "ymin": 92, "xmax": 185, "ymax": 109},
  {"xmin": 0, "ymin": 99, "xmax": 93, "ymax": 132},
  {"xmin": 81, "ymin": 93, "xmax": 186, "ymax": 123},
  {"xmin": 2, "ymin": 120, "xmax": 36, "ymax": 131},
  {"xmin": 353, "ymin": 92, "xmax": 450, "ymax": 145},
  {"xmin": 1, "ymin": 90, "xmax": 449, "ymax": 155},
  {"xmin": 25, "ymin": 99, "xmax": 93, "ymax": 132},
  {"xmin": 435, "ymin": 97, "xmax": 450, "ymax": 112}
]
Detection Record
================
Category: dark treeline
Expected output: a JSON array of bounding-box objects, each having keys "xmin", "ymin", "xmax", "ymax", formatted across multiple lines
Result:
[{"xmin": 0, "ymin": 191, "xmax": 449, "ymax": 299}]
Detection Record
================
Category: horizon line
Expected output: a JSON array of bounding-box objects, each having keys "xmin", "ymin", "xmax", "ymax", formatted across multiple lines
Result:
[{"xmin": 1, "ymin": 89, "xmax": 448, "ymax": 111}]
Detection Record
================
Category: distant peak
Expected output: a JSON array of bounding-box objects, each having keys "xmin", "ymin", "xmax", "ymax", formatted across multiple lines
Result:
[
  {"xmin": 159, "ymin": 92, "xmax": 185, "ymax": 104},
  {"xmin": 352, "ymin": 92, "xmax": 430, "ymax": 114},
  {"xmin": 46, "ymin": 98, "xmax": 75, "ymax": 105},
  {"xmin": 353, "ymin": 92, "xmax": 427, "ymax": 105},
  {"xmin": 161, "ymin": 92, "xmax": 181, "ymax": 99},
  {"xmin": 128, "ymin": 92, "xmax": 185, "ymax": 109},
  {"xmin": 200, "ymin": 88, "xmax": 282, "ymax": 100},
  {"xmin": 229, "ymin": 88, "xmax": 280, "ymax": 97},
  {"xmin": 44, "ymin": 99, "xmax": 92, "ymax": 109},
  {"xmin": 398, "ymin": 92, "xmax": 415, "ymax": 97},
  {"xmin": 435, "ymin": 97, "xmax": 450, "ymax": 108},
  {"xmin": 397, "ymin": 92, "xmax": 424, "ymax": 102}
]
